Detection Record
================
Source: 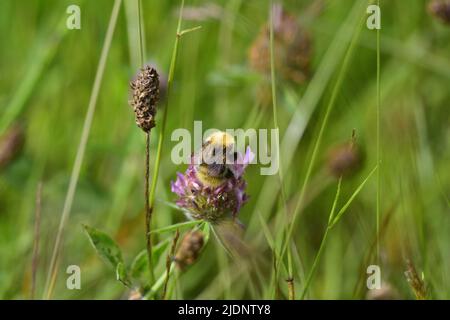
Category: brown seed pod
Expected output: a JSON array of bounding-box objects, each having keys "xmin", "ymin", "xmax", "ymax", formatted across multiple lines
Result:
[
  {"xmin": 175, "ymin": 230, "xmax": 204, "ymax": 270},
  {"xmin": 248, "ymin": 4, "xmax": 311, "ymax": 85},
  {"xmin": 405, "ymin": 260, "xmax": 428, "ymax": 300},
  {"xmin": 326, "ymin": 141, "xmax": 362, "ymax": 178},
  {"xmin": 428, "ymin": 0, "xmax": 450, "ymax": 24},
  {"xmin": 0, "ymin": 125, "xmax": 25, "ymax": 169},
  {"xmin": 129, "ymin": 66, "xmax": 160, "ymax": 132}
]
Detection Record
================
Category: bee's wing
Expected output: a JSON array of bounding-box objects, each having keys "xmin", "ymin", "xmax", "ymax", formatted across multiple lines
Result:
[{"xmin": 211, "ymin": 219, "xmax": 251, "ymax": 258}]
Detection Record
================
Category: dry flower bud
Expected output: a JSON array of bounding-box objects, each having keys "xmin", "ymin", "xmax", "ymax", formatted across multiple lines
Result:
[
  {"xmin": 327, "ymin": 141, "xmax": 362, "ymax": 178},
  {"xmin": 129, "ymin": 66, "xmax": 160, "ymax": 132},
  {"xmin": 175, "ymin": 231, "xmax": 204, "ymax": 270},
  {"xmin": 0, "ymin": 125, "xmax": 25, "ymax": 169},
  {"xmin": 249, "ymin": 4, "xmax": 311, "ymax": 85}
]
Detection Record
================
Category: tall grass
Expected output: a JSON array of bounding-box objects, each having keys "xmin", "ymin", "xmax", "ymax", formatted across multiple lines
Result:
[
  {"xmin": 247, "ymin": 1, "xmax": 366, "ymax": 235},
  {"xmin": 300, "ymin": 165, "xmax": 377, "ymax": 299},
  {"xmin": 279, "ymin": 1, "xmax": 368, "ymax": 287},
  {"xmin": 43, "ymin": 0, "xmax": 122, "ymax": 299},
  {"xmin": 1, "ymin": 0, "xmax": 449, "ymax": 300},
  {"xmin": 376, "ymin": 0, "xmax": 381, "ymax": 263},
  {"xmin": 268, "ymin": 0, "xmax": 293, "ymax": 299}
]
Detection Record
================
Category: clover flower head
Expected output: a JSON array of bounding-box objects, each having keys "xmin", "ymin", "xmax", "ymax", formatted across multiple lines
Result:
[{"xmin": 171, "ymin": 146, "xmax": 253, "ymax": 223}]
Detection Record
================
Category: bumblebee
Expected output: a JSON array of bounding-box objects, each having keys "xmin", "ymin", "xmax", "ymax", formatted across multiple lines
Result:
[{"xmin": 195, "ymin": 131, "xmax": 238, "ymax": 188}]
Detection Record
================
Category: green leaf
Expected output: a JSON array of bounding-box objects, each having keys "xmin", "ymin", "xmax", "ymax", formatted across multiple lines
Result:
[
  {"xmin": 156, "ymin": 198, "xmax": 186, "ymax": 212},
  {"xmin": 149, "ymin": 220, "xmax": 202, "ymax": 235},
  {"xmin": 130, "ymin": 251, "xmax": 147, "ymax": 279},
  {"xmin": 83, "ymin": 224, "xmax": 124, "ymax": 269},
  {"xmin": 152, "ymin": 239, "xmax": 172, "ymax": 265},
  {"xmin": 178, "ymin": 25, "xmax": 202, "ymax": 37},
  {"xmin": 201, "ymin": 222, "xmax": 210, "ymax": 245},
  {"xmin": 130, "ymin": 239, "xmax": 171, "ymax": 279},
  {"xmin": 116, "ymin": 262, "xmax": 131, "ymax": 287}
]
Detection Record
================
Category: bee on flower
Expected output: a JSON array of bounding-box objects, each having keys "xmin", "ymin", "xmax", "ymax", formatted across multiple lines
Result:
[{"xmin": 171, "ymin": 131, "xmax": 253, "ymax": 224}]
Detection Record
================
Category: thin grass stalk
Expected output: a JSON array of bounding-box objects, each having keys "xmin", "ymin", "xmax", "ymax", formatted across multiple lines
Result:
[
  {"xmin": 144, "ymin": 132, "xmax": 155, "ymax": 283},
  {"xmin": 148, "ymin": 0, "xmax": 185, "ymax": 204},
  {"xmin": 271, "ymin": 251, "xmax": 281, "ymax": 299},
  {"xmin": 300, "ymin": 226, "xmax": 330, "ymax": 300},
  {"xmin": 269, "ymin": 0, "xmax": 279, "ymax": 129},
  {"xmin": 329, "ymin": 166, "xmax": 378, "ymax": 229},
  {"xmin": 246, "ymin": 0, "xmax": 365, "ymax": 237},
  {"xmin": 300, "ymin": 165, "xmax": 377, "ymax": 299},
  {"xmin": 148, "ymin": 0, "xmax": 185, "ymax": 211},
  {"xmin": 43, "ymin": 0, "xmax": 122, "ymax": 299},
  {"xmin": 31, "ymin": 182, "xmax": 42, "ymax": 299},
  {"xmin": 147, "ymin": 1, "xmax": 201, "ymax": 281},
  {"xmin": 268, "ymin": 0, "xmax": 294, "ymax": 299},
  {"xmin": 145, "ymin": 262, "xmax": 176, "ymax": 299},
  {"xmin": 300, "ymin": 177, "xmax": 342, "ymax": 300},
  {"xmin": 162, "ymin": 229, "xmax": 180, "ymax": 299},
  {"xmin": 352, "ymin": 203, "xmax": 397, "ymax": 298},
  {"xmin": 145, "ymin": 0, "xmax": 184, "ymax": 287},
  {"xmin": 376, "ymin": 0, "xmax": 381, "ymax": 263},
  {"xmin": 279, "ymin": 8, "xmax": 366, "ymax": 271},
  {"xmin": 136, "ymin": 0, "xmax": 156, "ymax": 285},
  {"xmin": 138, "ymin": 0, "xmax": 145, "ymax": 66}
]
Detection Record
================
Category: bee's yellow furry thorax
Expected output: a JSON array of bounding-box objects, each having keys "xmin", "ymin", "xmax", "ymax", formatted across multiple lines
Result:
[
  {"xmin": 195, "ymin": 131, "xmax": 236, "ymax": 188},
  {"xmin": 205, "ymin": 131, "xmax": 235, "ymax": 147}
]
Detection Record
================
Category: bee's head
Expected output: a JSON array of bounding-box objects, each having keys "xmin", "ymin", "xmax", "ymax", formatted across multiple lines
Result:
[
  {"xmin": 202, "ymin": 132, "xmax": 237, "ymax": 163},
  {"xmin": 204, "ymin": 131, "xmax": 235, "ymax": 148}
]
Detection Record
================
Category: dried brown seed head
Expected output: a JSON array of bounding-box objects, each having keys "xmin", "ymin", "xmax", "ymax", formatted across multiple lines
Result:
[
  {"xmin": 405, "ymin": 260, "xmax": 428, "ymax": 300},
  {"xmin": 248, "ymin": 4, "xmax": 311, "ymax": 86},
  {"xmin": 0, "ymin": 125, "xmax": 25, "ymax": 169},
  {"xmin": 428, "ymin": 0, "xmax": 450, "ymax": 24},
  {"xmin": 175, "ymin": 230, "xmax": 204, "ymax": 270},
  {"xmin": 129, "ymin": 66, "xmax": 160, "ymax": 132},
  {"xmin": 326, "ymin": 141, "xmax": 362, "ymax": 178}
]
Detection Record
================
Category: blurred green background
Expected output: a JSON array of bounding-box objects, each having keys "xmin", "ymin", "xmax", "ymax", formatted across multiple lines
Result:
[{"xmin": 0, "ymin": 0, "xmax": 449, "ymax": 299}]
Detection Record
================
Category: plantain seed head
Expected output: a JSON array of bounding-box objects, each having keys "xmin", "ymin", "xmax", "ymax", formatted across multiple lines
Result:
[{"xmin": 129, "ymin": 65, "xmax": 160, "ymax": 132}]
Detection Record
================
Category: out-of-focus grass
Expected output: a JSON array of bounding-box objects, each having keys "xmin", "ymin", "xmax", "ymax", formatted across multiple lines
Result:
[{"xmin": 0, "ymin": 0, "xmax": 449, "ymax": 299}]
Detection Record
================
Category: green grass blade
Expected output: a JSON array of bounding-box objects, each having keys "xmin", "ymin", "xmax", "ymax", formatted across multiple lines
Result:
[
  {"xmin": 280, "ymin": 0, "xmax": 368, "ymax": 273},
  {"xmin": 149, "ymin": 220, "xmax": 203, "ymax": 235},
  {"xmin": 300, "ymin": 177, "xmax": 342, "ymax": 299},
  {"xmin": 330, "ymin": 165, "xmax": 378, "ymax": 228},
  {"xmin": 375, "ymin": 0, "xmax": 381, "ymax": 262},
  {"xmin": 43, "ymin": 0, "xmax": 122, "ymax": 299}
]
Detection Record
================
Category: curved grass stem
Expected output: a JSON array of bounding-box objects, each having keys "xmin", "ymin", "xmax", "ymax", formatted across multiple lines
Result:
[
  {"xmin": 301, "ymin": 165, "xmax": 377, "ymax": 299},
  {"xmin": 278, "ymin": 5, "xmax": 367, "ymax": 276},
  {"xmin": 146, "ymin": 0, "xmax": 201, "ymax": 291},
  {"xmin": 43, "ymin": 0, "xmax": 122, "ymax": 299},
  {"xmin": 376, "ymin": 0, "xmax": 381, "ymax": 264},
  {"xmin": 148, "ymin": 0, "xmax": 185, "ymax": 211},
  {"xmin": 268, "ymin": 0, "xmax": 294, "ymax": 299}
]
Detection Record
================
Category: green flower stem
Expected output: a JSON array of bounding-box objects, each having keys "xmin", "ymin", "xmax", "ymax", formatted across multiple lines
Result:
[{"xmin": 146, "ymin": 0, "xmax": 201, "ymax": 287}]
